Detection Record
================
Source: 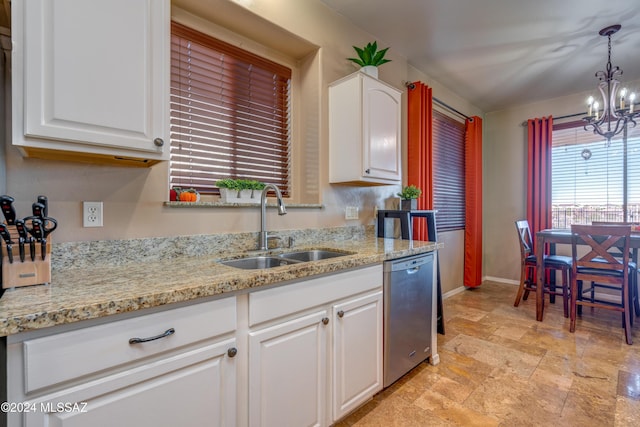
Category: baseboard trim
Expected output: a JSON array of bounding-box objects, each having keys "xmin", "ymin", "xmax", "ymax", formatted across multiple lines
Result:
[
  {"xmin": 442, "ymin": 286, "xmax": 467, "ymax": 299},
  {"xmin": 483, "ymin": 276, "xmax": 519, "ymax": 286}
]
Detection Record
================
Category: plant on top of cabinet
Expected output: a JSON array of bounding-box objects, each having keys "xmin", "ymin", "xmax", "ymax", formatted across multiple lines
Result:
[
  {"xmin": 348, "ymin": 41, "xmax": 391, "ymax": 67},
  {"xmin": 348, "ymin": 41, "xmax": 391, "ymax": 79}
]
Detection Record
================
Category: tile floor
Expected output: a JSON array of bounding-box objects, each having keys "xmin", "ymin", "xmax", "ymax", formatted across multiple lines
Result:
[{"xmin": 336, "ymin": 281, "xmax": 640, "ymax": 426}]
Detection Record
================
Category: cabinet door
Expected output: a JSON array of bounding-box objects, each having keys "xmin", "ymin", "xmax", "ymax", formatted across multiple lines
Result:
[
  {"xmin": 362, "ymin": 77, "xmax": 401, "ymax": 181},
  {"xmin": 23, "ymin": 339, "xmax": 237, "ymax": 427},
  {"xmin": 14, "ymin": 0, "xmax": 168, "ymax": 158},
  {"xmin": 332, "ymin": 290, "xmax": 383, "ymax": 421},
  {"xmin": 249, "ymin": 310, "xmax": 329, "ymax": 427}
]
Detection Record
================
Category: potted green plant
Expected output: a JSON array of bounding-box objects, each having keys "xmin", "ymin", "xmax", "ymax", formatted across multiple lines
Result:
[
  {"xmin": 347, "ymin": 41, "xmax": 391, "ymax": 78},
  {"xmin": 216, "ymin": 178, "xmax": 266, "ymax": 203},
  {"xmin": 397, "ymin": 185, "xmax": 422, "ymax": 210}
]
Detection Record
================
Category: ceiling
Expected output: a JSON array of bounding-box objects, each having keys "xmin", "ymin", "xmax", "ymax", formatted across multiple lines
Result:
[{"xmin": 320, "ymin": 0, "xmax": 640, "ymax": 113}]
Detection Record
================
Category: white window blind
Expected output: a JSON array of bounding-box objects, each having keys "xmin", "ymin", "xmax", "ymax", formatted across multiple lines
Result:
[
  {"xmin": 432, "ymin": 110, "xmax": 466, "ymax": 232},
  {"xmin": 552, "ymin": 120, "xmax": 640, "ymax": 227},
  {"xmin": 170, "ymin": 22, "xmax": 292, "ymax": 195}
]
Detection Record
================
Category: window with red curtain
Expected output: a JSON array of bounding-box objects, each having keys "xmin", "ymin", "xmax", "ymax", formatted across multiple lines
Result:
[
  {"xmin": 170, "ymin": 22, "xmax": 292, "ymax": 195},
  {"xmin": 432, "ymin": 110, "xmax": 466, "ymax": 232},
  {"xmin": 551, "ymin": 120, "xmax": 640, "ymax": 227}
]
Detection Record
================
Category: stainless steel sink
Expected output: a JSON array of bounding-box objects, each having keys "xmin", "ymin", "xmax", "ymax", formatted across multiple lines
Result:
[
  {"xmin": 278, "ymin": 249, "xmax": 353, "ymax": 262},
  {"xmin": 220, "ymin": 249, "xmax": 353, "ymax": 270},
  {"xmin": 220, "ymin": 256, "xmax": 302, "ymax": 270}
]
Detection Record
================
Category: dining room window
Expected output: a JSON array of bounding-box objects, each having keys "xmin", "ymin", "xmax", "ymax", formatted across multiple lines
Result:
[
  {"xmin": 170, "ymin": 21, "xmax": 292, "ymax": 195},
  {"xmin": 551, "ymin": 120, "xmax": 640, "ymax": 227}
]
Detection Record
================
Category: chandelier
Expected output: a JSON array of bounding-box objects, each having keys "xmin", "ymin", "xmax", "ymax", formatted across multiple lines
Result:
[{"xmin": 583, "ymin": 24, "xmax": 638, "ymax": 145}]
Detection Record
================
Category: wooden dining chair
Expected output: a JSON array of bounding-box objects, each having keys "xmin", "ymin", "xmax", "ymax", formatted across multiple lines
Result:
[
  {"xmin": 514, "ymin": 220, "xmax": 572, "ymax": 317},
  {"xmin": 591, "ymin": 221, "xmax": 640, "ymax": 320},
  {"xmin": 570, "ymin": 224, "xmax": 633, "ymax": 345}
]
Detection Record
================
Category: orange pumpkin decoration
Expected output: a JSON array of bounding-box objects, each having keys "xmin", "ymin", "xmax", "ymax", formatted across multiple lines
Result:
[{"xmin": 179, "ymin": 190, "xmax": 198, "ymax": 202}]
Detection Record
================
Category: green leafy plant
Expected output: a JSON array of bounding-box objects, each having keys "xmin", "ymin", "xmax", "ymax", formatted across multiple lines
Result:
[
  {"xmin": 216, "ymin": 178, "xmax": 242, "ymax": 191},
  {"xmin": 347, "ymin": 41, "xmax": 391, "ymax": 67},
  {"xmin": 216, "ymin": 178, "xmax": 266, "ymax": 191},
  {"xmin": 397, "ymin": 185, "xmax": 422, "ymax": 200}
]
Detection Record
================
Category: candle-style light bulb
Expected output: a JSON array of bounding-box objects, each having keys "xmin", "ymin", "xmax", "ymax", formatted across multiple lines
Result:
[
  {"xmin": 587, "ymin": 96, "xmax": 594, "ymax": 117},
  {"xmin": 620, "ymin": 88, "xmax": 627, "ymax": 109},
  {"xmin": 630, "ymin": 93, "xmax": 636, "ymax": 113},
  {"xmin": 593, "ymin": 101, "xmax": 600, "ymax": 120}
]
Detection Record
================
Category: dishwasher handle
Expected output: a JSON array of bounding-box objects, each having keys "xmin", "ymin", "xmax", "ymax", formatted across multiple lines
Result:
[{"xmin": 406, "ymin": 266, "xmax": 421, "ymax": 275}]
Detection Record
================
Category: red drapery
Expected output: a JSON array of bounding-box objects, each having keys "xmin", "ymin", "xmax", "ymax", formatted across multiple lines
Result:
[
  {"xmin": 407, "ymin": 82, "xmax": 433, "ymax": 241},
  {"xmin": 464, "ymin": 117, "xmax": 483, "ymax": 288},
  {"xmin": 527, "ymin": 116, "xmax": 553, "ymax": 251}
]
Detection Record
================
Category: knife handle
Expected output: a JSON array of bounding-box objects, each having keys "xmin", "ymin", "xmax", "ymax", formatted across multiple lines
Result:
[
  {"xmin": 37, "ymin": 196, "xmax": 48, "ymax": 217},
  {"xmin": 32, "ymin": 202, "xmax": 46, "ymax": 220},
  {"xmin": 0, "ymin": 195, "xmax": 16, "ymax": 225},
  {"xmin": 0, "ymin": 224, "xmax": 13, "ymax": 264}
]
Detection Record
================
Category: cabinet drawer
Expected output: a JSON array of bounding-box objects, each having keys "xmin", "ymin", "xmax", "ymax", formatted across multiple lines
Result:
[
  {"xmin": 249, "ymin": 265, "xmax": 382, "ymax": 326},
  {"xmin": 23, "ymin": 297, "xmax": 236, "ymax": 393}
]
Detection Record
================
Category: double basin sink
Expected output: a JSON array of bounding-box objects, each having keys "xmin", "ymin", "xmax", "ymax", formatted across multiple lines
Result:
[{"xmin": 221, "ymin": 249, "xmax": 352, "ymax": 270}]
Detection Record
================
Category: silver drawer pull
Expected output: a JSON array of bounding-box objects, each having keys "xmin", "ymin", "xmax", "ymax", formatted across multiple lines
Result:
[{"xmin": 129, "ymin": 328, "xmax": 175, "ymax": 344}]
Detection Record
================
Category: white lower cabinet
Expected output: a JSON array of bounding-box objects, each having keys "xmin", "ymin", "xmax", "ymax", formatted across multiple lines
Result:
[
  {"xmin": 7, "ymin": 297, "xmax": 237, "ymax": 427},
  {"xmin": 6, "ymin": 265, "xmax": 385, "ymax": 427},
  {"xmin": 247, "ymin": 265, "xmax": 384, "ymax": 426}
]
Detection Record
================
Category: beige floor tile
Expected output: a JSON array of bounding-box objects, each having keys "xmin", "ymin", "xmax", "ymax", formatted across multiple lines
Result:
[{"xmin": 338, "ymin": 282, "xmax": 640, "ymax": 427}]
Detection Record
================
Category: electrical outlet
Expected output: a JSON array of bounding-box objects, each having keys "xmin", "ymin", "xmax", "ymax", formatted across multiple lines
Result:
[
  {"xmin": 345, "ymin": 206, "xmax": 359, "ymax": 220},
  {"xmin": 83, "ymin": 201, "xmax": 103, "ymax": 227}
]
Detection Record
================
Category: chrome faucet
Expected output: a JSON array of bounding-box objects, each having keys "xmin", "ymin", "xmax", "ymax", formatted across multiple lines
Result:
[{"xmin": 259, "ymin": 184, "xmax": 287, "ymax": 250}]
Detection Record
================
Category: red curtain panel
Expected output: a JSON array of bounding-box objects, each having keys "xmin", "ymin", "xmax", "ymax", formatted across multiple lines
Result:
[
  {"xmin": 527, "ymin": 117, "xmax": 553, "ymax": 253},
  {"xmin": 464, "ymin": 117, "xmax": 483, "ymax": 288},
  {"xmin": 407, "ymin": 82, "xmax": 433, "ymax": 241}
]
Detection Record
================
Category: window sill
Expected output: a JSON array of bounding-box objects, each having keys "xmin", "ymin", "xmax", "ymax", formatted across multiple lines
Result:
[{"xmin": 164, "ymin": 201, "xmax": 324, "ymax": 209}]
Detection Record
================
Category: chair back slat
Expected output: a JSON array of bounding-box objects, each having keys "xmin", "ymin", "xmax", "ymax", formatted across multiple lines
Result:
[
  {"xmin": 571, "ymin": 224, "xmax": 631, "ymax": 276},
  {"xmin": 515, "ymin": 220, "xmax": 533, "ymax": 260}
]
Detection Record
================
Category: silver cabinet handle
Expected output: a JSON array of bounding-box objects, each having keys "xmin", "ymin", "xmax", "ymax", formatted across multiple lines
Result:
[
  {"xmin": 365, "ymin": 169, "xmax": 371, "ymax": 174},
  {"xmin": 153, "ymin": 137, "xmax": 164, "ymax": 147},
  {"xmin": 322, "ymin": 317, "xmax": 329, "ymax": 325},
  {"xmin": 227, "ymin": 347, "xmax": 238, "ymax": 358},
  {"xmin": 129, "ymin": 328, "xmax": 175, "ymax": 344},
  {"xmin": 337, "ymin": 310, "xmax": 344, "ymax": 318}
]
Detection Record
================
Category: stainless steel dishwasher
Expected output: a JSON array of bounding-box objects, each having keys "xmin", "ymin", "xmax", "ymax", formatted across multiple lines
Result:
[{"xmin": 383, "ymin": 252, "xmax": 434, "ymax": 387}]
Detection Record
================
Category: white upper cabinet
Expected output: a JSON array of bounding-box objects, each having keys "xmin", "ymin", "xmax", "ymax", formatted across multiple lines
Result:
[
  {"xmin": 329, "ymin": 71, "xmax": 402, "ymax": 185},
  {"xmin": 11, "ymin": 0, "xmax": 169, "ymax": 166}
]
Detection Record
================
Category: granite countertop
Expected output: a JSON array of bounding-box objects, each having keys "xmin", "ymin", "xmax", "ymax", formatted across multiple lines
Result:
[{"xmin": 0, "ymin": 236, "xmax": 439, "ymax": 337}]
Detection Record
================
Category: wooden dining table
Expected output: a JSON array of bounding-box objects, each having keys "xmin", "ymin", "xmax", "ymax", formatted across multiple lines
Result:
[{"xmin": 534, "ymin": 228, "xmax": 640, "ymax": 321}]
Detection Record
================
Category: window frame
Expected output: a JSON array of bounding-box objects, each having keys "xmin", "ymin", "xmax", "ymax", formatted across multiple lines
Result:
[{"xmin": 169, "ymin": 21, "xmax": 293, "ymax": 196}]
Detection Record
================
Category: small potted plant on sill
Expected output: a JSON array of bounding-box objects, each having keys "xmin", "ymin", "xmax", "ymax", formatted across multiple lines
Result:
[
  {"xmin": 216, "ymin": 178, "xmax": 266, "ymax": 203},
  {"xmin": 397, "ymin": 185, "xmax": 422, "ymax": 210},
  {"xmin": 347, "ymin": 41, "xmax": 391, "ymax": 79}
]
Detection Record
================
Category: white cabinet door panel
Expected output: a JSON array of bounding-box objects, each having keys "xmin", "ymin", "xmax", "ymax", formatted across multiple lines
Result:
[
  {"xmin": 14, "ymin": 0, "xmax": 169, "ymax": 158},
  {"xmin": 249, "ymin": 310, "xmax": 328, "ymax": 427},
  {"xmin": 332, "ymin": 291, "xmax": 383, "ymax": 421}
]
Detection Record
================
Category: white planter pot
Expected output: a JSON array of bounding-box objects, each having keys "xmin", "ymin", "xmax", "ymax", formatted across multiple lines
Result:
[
  {"xmin": 361, "ymin": 65, "xmax": 378, "ymax": 79},
  {"xmin": 219, "ymin": 188, "xmax": 261, "ymax": 204}
]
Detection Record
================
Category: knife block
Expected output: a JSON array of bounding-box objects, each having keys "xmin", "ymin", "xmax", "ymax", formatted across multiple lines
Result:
[{"xmin": 1, "ymin": 224, "xmax": 51, "ymax": 289}]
